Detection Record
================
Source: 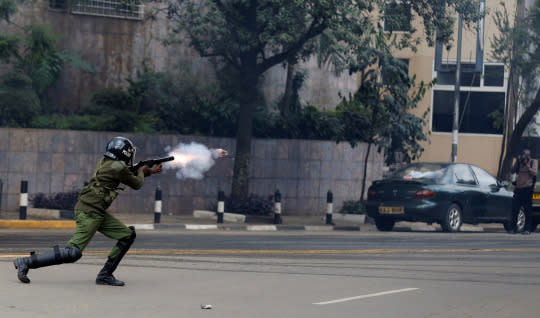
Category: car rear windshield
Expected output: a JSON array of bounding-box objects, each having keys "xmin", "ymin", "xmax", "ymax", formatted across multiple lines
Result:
[{"xmin": 390, "ymin": 163, "xmax": 449, "ymax": 182}]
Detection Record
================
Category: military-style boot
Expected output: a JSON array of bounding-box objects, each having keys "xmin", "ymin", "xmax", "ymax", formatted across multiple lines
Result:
[
  {"xmin": 96, "ymin": 226, "xmax": 136, "ymax": 286},
  {"xmin": 14, "ymin": 246, "xmax": 82, "ymax": 284},
  {"xmin": 96, "ymin": 257, "xmax": 125, "ymax": 286}
]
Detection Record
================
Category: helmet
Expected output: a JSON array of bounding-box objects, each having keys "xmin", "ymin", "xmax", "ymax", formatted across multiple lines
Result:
[{"xmin": 104, "ymin": 137, "xmax": 136, "ymax": 164}]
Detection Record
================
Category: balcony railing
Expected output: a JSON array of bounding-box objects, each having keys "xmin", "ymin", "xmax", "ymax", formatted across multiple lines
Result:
[{"xmin": 71, "ymin": 0, "xmax": 144, "ymax": 20}]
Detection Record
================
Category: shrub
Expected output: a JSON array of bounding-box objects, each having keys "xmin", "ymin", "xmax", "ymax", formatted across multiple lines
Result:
[
  {"xmin": 339, "ymin": 200, "xmax": 365, "ymax": 214},
  {"xmin": 0, "ymin": 70, "xmax": 40, "ymax": 127},
  {"xmin": 30, "ymin": 190, "xmax": 80, "ymax": 210},
  {"xmin": 209, "ymin": 194, "xmax": 274, "ymax": 216}
]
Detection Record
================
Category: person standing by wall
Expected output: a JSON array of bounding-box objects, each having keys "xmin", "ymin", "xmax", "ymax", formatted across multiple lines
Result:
[{"xmin": 510, "ymin": 148, "xmax": 538, "ymax": 234}]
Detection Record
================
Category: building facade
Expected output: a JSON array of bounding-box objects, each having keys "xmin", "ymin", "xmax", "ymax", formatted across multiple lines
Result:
[{"xmin": 387, "ymin": 0, "xmax": 514, "ymax": 175}]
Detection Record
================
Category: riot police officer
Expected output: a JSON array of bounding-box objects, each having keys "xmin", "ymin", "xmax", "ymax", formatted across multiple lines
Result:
[{"xmin": 14, "ymin": 137, "xmax": 163, "ymax": 286}]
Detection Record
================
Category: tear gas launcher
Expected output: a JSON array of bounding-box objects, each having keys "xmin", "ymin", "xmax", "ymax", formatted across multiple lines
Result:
[{"xmin": 129, "ymin": 156, "xmax": 175, "ymax": 173}]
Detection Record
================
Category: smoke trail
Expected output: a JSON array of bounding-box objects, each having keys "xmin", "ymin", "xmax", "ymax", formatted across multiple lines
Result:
[{"xmin": 163, "ymin": 142, "xmax": 223, "ymax": 180}]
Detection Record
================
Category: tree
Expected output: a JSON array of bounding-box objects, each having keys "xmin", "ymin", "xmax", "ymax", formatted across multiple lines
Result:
[
  {"xmin": 167, "ymin": 0, "xmax": 481, "ymax": 199},
  {"xmin": 493, "ymin": 0, "xmax": 540, "ymax": 179},
  {"xmin": 336, "ymin": 31, "xmax": 431, "ymax": 202},
  {"xmin": 0, "ymin": 2, "xmax": 94, "ymax": 125}
]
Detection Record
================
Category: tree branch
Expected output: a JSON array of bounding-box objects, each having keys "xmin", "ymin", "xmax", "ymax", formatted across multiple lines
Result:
[{"xmin": 257, "ymin": 19, "xmax": 328, "ymax": 74}]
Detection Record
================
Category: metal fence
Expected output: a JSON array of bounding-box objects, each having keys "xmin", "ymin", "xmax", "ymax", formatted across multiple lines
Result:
[{"xmin": 71, "ymin": 0, "xmax": 144, "ymax": 20}]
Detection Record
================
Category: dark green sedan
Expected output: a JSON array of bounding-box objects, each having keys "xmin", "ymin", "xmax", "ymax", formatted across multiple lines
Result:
[{"xmin": 366, "ymin": 162, "xmax": 516, "ymax": 232}]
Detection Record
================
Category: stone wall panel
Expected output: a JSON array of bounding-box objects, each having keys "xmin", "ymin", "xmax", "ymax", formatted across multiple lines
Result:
[{"xmin": 0, "ymin": 128, "xmax": 383, "ymax": 216}]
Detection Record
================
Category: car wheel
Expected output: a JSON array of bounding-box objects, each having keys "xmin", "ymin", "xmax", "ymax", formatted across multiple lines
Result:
[
  {"xmin": 375, "ymin": 217, "xmax": 395, "ymax": 231},
  {"xmin": 441, "ymin": 204, "xmax": 462, "ymax": 232},
  {"xmin": 515, "ymin": 206, "xmax": 527, "ymax": 233}
]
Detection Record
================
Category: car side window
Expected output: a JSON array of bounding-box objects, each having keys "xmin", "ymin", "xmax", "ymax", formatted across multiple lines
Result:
[
  {"xmin": 453, "ymin": 165, "xmax": 477, "ymax": 185},
  {"xmin": 471, "ymin": 166, "xmax": 497, "ymax": 187}
]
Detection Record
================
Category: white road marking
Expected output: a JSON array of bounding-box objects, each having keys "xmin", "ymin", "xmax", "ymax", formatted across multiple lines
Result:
[
  {"xmin": 185, "ymin": 224, "xmax": 218, "ymax": 230},
  {"xmin": 131, "ymin": 224, "xmax": 155, "ymax": 230},
  {"xmin": 247, "ymin": 225, "xmax": 277, "ymax": 231},
  {"xmin": 313, "ymin": 288, "xmax": 419, "ymax": 305}
]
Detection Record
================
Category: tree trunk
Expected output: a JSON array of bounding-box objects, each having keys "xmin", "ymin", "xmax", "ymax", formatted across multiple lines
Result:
[
  {"xmin": 497, "ymin": 0, "xmax": 526, "ymax": 179},
  {"xmin": 360, "ymin": 142, "xmax": 372, "ymax": 203},
  {"xmin": 500, "ymin": 88, "xmax": 540, "ymax": 181},
  {"xmin": 280, "ymin": 59, "xmax": 297, "ymax": 117},
  {"xmin": 231, "ymin": 75, "xmax": 258, "ymax": 200}
]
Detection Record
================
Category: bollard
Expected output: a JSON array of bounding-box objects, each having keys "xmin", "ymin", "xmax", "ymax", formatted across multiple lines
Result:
[
  {"xmin": 20, "ymin": 180, "xmax": 28, "ymax": 220},
  {"xmin": 274, "ymin": 189, "xmax": 282, "ymax": 224},
  {"xmin": 326, "ymin": 190, "xmax": 333, "ymax": 225},
  {"xmin": 154, "ymin": 187, "xmax": 162, "ymax": 224},
  {"xmin": 217, "ymin": 190, "xmax": 225, "ymax": 224}
]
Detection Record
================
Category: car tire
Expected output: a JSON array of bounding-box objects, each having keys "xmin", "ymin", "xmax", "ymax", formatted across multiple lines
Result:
[
  {"xmin": 506, "ymin": 206, "xmax": 527, "ymax": 233},
  {"xmin": 441, "ymin": 204, "xmax": 462, "ymax": 232},
  {"xmin": 375, "ymin": 217, "xmax": 395, "ymax": 231}
]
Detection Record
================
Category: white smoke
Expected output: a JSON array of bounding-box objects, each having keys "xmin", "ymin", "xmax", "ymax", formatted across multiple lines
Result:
[{"xmin": 163, "ymin": 142, "xmax": 222, "ymax": 180}]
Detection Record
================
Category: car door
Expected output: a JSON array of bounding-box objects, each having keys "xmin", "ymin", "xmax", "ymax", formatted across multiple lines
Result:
[
  {"xmin": 470, "ymin": 165, "xmax": 511, "ymax": 220},
  {"xmin": 451, "ymin": 164, "xmax": 483, "ymax": 220}
]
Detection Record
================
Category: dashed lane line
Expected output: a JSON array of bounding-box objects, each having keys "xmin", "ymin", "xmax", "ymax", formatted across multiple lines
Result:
[{"xmin": 313, "ymin": 288, "xmax": 419, "ymax": 305}]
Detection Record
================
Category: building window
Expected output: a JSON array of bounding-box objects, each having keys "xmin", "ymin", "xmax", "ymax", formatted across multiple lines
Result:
[
  {"xmin": 484, "ymin": 65, "xmax": 504, "ymax": 87},
  {"xmin": 432, "ymin": 91, "xmax": 505, "ymax": 134},
  {"xmin": 381, "ymin": 58, "xmax": 409, "ymax": 85},
  {"xmin": 383, "ymin": 1, "xmax": 411, "ymax": 32},
  {"xmin": 436, "ymin": 63, "xmax": 481, "ymax": 87},
  {"xmin": 432, "ymin": 62, "xmax": 506, "ymax": 135},
  {"xmin": 71, "ymin": 0, "xmax": 144, "ymax": 20}
]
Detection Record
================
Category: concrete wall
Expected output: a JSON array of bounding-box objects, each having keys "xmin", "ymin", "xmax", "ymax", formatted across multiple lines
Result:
[
  {"xmin": 1, "ymin": 1, "xmax": 356, "ymax": 111},
  {"xmin": 0, "ymin": 128, "xmax": 383, "ymax": 216}
]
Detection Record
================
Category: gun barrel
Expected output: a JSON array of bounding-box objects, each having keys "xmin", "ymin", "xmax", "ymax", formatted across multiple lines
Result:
[{"xmin": 159, "ymin": 156, "xmax": 175, "ymax": 163}]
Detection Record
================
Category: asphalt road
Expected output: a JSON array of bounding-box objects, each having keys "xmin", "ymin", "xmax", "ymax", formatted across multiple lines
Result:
[{"xmin": 1, "ymin": 230, "xmax": 540, "ymax": 318}]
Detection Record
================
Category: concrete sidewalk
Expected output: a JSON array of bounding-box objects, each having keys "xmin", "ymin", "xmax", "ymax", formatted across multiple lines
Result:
[{"xmin": 0, "ymin": 211, "xmax": 507, "ymax": 232}]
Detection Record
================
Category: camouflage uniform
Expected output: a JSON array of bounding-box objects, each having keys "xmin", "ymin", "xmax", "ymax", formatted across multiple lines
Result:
[
  {"xmin": 67, "ymin": 157, "xmax": 150, "ymax": 260},
  {"xmin": 14, "ymin": 137, "xmax": 152, "ymax": 286}
]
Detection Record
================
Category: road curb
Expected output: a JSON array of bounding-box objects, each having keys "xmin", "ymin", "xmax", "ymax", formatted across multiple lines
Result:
[
  {"xmin": 0, "ymin": 220, "xmax": 507, "ymax": 233},
  {"xmin": 0, "ymin": 220, "xmax": 76, "ymax": 229}
]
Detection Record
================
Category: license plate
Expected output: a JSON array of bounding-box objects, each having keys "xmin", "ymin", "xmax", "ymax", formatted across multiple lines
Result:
[
  {"xmin": 379, "ymin": 206, "xmax": 404, "ymax": 215},
  {"xmin": 533, "ymin": 193, "xmax": 540, "ymax": 200}
]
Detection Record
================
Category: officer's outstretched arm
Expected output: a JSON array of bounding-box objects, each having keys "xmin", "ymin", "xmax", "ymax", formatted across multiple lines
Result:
[{"xmin": 118, "ymin": 166, "xmax": 145, "ymax": 190}]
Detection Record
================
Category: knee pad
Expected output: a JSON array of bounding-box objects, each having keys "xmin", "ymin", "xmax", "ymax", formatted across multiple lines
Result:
[
  {"xmin": 58, "ymin": 246, "xmax": 82, "ymax": 263},
  {"xmin": 128, "ymin": 226, "xmax": 136, "ymax": 241},
  {"xmin": 115, "ymin": 226, "xmax": 136, "ymax": 254}
]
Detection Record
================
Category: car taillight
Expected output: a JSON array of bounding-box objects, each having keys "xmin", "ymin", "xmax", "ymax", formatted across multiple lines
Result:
[
  {"xmin": 368, "ymin": 189, "xmax": 378, "ymax": 199},
  {"xmin": 415, "ymin": 190, "xmax": 435, "ymax": 199}
]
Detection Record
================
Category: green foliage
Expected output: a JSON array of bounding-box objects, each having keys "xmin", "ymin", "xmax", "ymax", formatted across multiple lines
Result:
[
  {"xmin": 257, "ymin": 105, "xmax": 341, "ymax": 140},
  {"xmin": 492, "ymin": 1, "xmax": 539, "ymax": 109},
  {"xmin": 339, "ymin": 200, "xmax": 366, "ymax": 214},
  {"xmin": 209, "ymin": 194, "xmax": 274, "ymax": 216},
  {"xmin": 0, "ymin": 70, "xmax": 40, "ymax": 127},
  {"xmin": 1, "ymin": 19, "xmax": 94, "ymax": 120},
  {"xmin": 30, "ymin": 190, "xmax": 80, "ymax": 210},
  {"xmin": 335, "ymin": 28, "xmax": 431, "ymax": 165},
  {"xmin": 127, "ymin": 68, "xmax": 239, "ymax": 136},
  {"xmin": 0, "ymin": 0, "xmax": 17, "ymax": 22},
  {"xmin": 82, "ymin": 88, "xmax": 138, "ymax": 132},
  {"xmin": 0, "ymin": 34, "xmax": 20, "ymax": 62}
]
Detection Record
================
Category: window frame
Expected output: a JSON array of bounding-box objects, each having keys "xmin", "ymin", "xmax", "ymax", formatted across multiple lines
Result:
[{"xmin": 430, "ymin": 60, "xmax": 507, "ymax": 137}]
